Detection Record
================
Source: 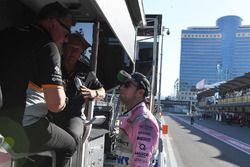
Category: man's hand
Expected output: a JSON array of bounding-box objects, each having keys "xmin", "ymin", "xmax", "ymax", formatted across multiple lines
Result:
[{"xmin": 80, "ymin": 86, "xmax": 97, "ymax": 99}]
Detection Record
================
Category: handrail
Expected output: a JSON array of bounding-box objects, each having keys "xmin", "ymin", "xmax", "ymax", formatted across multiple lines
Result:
[
  {"xmin": 77, "ymin": 100, "xmax": 95, "ymax": 167},
  {"xmin": 82, "ymin": 100, "xmax": 95, "ymax": 143}
]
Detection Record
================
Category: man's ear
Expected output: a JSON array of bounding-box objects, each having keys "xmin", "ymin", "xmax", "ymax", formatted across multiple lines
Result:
[{"xmin": 136, "ymin": 89, "xmax": 145, "ymax": 98}]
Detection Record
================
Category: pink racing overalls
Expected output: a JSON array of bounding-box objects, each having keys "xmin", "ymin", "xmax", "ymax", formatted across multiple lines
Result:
[{"xmin": 115, "ymin": 102, "xmax": 159, "ymax": 167}]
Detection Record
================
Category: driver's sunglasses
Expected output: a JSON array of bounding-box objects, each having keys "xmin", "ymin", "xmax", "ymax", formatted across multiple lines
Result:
[
  {"xmin": 56, "ymin": 19, "xmax": 71, "ymax": 35},
  {"xmin": 120, "ymin": 81, "xmax": 138, "ymax": 88}
]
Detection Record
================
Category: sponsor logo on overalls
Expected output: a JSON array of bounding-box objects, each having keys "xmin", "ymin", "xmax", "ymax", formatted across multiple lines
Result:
[{"xmin": 117, "ymin": 155, "xmax": 129, "ymax": 165}]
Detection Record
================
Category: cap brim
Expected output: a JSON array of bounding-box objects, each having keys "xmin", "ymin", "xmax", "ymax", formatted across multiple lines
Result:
[
  {"xmin": 117, "ymin": 70, "xmax": 132, "ymax": 83},
  {"xmin": 82, "ymin": 38, "xmax": 91, "ymax": 48}
]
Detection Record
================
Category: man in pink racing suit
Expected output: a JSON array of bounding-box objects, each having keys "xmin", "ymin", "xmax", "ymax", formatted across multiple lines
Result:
[{"xmin": 115, "ymin": 70, "xmax": 159, "ymax": 167}]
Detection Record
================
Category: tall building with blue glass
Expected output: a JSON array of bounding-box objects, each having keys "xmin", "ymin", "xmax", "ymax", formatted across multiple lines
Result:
[{"xmin": 179, "ymin": 15, "xmax": 250, "ymax": 91}]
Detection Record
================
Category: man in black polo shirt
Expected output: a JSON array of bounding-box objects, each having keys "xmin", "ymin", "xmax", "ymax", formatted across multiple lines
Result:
[
  {"xmin": 0, "ymin": 2, "xmax": 76, "ymax": 167},
  {"xmin": 49, "ymin": 32, "xmax": 105, "ymax": 145}
]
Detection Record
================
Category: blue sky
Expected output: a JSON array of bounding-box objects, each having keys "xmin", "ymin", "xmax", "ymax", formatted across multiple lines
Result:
[{"xmin": 143, "ymin": 0, "xmax": 250, "ymax": 97}]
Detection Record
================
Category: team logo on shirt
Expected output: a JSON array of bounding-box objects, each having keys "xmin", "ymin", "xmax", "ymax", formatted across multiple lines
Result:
[
  {"xmin": 51, "ymin": 66, "xmax": 62, "ymax": 82},
  {"xmin": 139, "ymin": 143, "xmax": 146, "ymax": 150},
  {"xmin": 137, "ymin": 136, "xmax": 151, "ymax": 142},
  {"xmin": 117, "ymin": 138, "xmax": 129, "ymax": 146},
  {"xmin": 116, "ymin": 155, "xmax": 129, "ymax": 165},
  {"xmin": 138, "ymin": 131, "xmax": 151, "ymax": 136},
  {"xmin": 134, "ymin": 158, "xmax": 147, "ymax": 163},
  {"xmin": 54, "ymin": 66, "xmax": 61, "ymax": 75},
  {"xmin": 139, "ymin": 124, "xmax": 153, "ymax": 131},
  {"xmin": 135, "ymin": 151, "xmax": 149, "ymax": 158}
]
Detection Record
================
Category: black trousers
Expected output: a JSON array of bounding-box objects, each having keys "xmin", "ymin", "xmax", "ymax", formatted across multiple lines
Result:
[
  {"xmin": 0, "ymin": 117, "xmax": 76, "ymax": 167},
  {"xmin": 47, "ymin": 102, "xmax": 85, "ymax": 146},
  {"xmin": 24, "ymin": 118, "xmax": 77, "ymax": 167},
  {"xmin": 48, "ymin": 110, "xmax": 84, "ymax": 166}
]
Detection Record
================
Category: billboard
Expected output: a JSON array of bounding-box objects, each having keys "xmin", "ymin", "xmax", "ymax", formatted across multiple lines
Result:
[
  {"xmin": 161, "ymin": 100, "xmax": 191, "ymax": 113},
  {"xmin": 137, "ymin": 14, "xmax": 162, "ymax": 36}
]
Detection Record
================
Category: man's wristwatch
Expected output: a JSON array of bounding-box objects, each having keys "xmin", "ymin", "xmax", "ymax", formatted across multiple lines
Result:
[{"xmin": 95, "ymin": 90, "xmax": 99, "ymax": 98}]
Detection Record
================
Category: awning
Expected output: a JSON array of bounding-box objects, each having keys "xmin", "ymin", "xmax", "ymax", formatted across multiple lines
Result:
[
  {"xmin": 198, "ymin": 72, "xmax": 250, "ymax": 98},
  {"xmin": 20, "ymin": 0, "xmax": 146, "ymax": 62},
  {"xmin": 93, "ymin": 0, "xmax": 137, "ymax": 61},
  {"xmin": 219, "ymin": 73, "xmax": 250, "ymax": 92}
]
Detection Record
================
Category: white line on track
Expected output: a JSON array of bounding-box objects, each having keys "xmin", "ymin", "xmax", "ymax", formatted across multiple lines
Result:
[{"xmin": 162, "ymin": 118, "xmax": 178, "ymax": 167}]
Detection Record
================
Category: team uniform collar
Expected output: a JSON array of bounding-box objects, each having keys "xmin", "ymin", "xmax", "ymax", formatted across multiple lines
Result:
[{"xmin": 122, "ymin": 101, "xmax": 145, "ymax": 116}]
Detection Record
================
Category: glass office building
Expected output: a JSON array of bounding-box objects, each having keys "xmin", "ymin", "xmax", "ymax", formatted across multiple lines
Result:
[{"xmin": 179, "ymin": 15, "xmax": 250, "ymax": 91}]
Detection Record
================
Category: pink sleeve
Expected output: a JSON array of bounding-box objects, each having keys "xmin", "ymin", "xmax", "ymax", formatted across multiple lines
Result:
[{"xmin": 130, "ymin": 119, "xmax": 159, "ymax": 167}]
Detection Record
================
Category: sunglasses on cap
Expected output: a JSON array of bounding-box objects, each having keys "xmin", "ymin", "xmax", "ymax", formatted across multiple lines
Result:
[{"xmin": 120, "ymin": 81, "xmax": 138, "ymax": 88}]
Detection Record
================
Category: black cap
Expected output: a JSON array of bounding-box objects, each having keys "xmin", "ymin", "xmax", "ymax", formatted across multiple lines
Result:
[
  {"xmin": 37, "ymin": 2, "xmax": 72, "ymax": 21},
  {"xmin": 117, "ymin": 70, "xmax": 150, "ymax": 97},
  {"xmin": 68, "ymin": 33, "xmax": 91, "ymax": 50}
]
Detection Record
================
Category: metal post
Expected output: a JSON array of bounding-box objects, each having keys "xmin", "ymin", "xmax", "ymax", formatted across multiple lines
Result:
[
  {"xmin": 149, "ymin": 18, "xmax": 158, "ymax": 113},
  {"xmin": 78, "ymin": 21, "xmax": 100, "ymax": 167},
  {"xmin": 157, "ymin": 27, "xmax": 170, "ymax": 113},
  {"xmin": 92, "ymin": 21, "xmax": 100, "ymax": 73}
]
